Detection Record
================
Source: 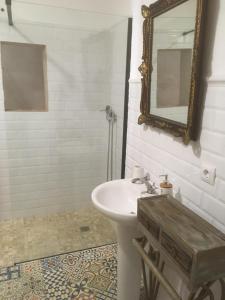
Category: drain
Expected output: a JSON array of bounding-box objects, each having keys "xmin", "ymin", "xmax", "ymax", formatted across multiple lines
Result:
[{"xmin": 80, "ymin": 226, "xmax": 90, "ymax": 233}]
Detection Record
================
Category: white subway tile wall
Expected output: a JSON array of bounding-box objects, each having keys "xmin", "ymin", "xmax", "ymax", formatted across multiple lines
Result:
[
  {"xmin": 126, "ymin": 0, "xmax": 225, "ymax": 236},
  {"xmin": 126, "ymin": 79, "xmax": 225, "ymax": 232},
  {"xmin": 127, "ymin": 1, "xmax": 225, "ymax": 298},
  {"xmin": 0, "ymin": 20, "xmax": 127, "ymax": 220}
]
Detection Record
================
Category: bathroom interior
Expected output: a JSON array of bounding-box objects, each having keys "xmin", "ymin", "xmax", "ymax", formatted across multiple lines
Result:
[{"xmin": 0, "ymin": 0, "xmax": 225, "ymax": 299}]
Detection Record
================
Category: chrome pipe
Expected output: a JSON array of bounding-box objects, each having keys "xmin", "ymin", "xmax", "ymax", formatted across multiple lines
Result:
[
  {"xmin": 106, "ymin": 120, "xmax": 111, "ymax": 181},
  {"xmin": 110, "ymin": 119, "xmax": 114, "ymax": 180},
  {"xmin": 100, "ymin": 105, "xmax": 117, "ymax": 181}
]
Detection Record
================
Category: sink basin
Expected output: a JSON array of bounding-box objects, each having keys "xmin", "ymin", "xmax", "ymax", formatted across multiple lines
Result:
[
  {"xmin": 92, "ymin": 178, "xmax": 157, "ymax": 300},
  {"xmin": 92, "ymin": 178, "xmax": 147, "ymax": 224}
]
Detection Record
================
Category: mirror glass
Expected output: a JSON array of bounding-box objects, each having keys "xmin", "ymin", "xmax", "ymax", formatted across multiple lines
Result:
[{"xmin": 150, "ymin": 0, "xmax": 197, "ymax": 124}]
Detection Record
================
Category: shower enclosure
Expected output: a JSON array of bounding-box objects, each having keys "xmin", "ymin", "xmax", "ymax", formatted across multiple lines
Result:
[{"xmin": 0, "ymin": 0, "xmax": 131, "ymax": 266}]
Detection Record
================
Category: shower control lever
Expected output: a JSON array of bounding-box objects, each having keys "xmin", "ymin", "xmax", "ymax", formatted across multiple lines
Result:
[
  {"xmin": 99, "ymin": 105, "xmax": 111, "ymax": 112},
  {"xmin": 100, "ymin": 105, "xmax": 116, "ymax": 122}
]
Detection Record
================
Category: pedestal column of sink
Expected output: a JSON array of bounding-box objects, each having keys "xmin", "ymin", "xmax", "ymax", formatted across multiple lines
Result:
[
  {"xmin": 114, "ymin": 222, "xmax": 142, "ymax": 300},
  {"xmin": 91, "ymin": 179, "xmax": 148, "ymax": 300}
]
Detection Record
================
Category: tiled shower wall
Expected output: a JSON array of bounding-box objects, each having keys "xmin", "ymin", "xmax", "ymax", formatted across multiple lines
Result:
[
  {"xmin": 0, "ymin": 19, "xmax": 127, "ymax": 220},
  {"xmin": 126, "ymin": 0, "xmax": 225, "ymax": 232},
  {"xmin": 0, "ymin": 23, "xmax": 108, "ymax": 219}
]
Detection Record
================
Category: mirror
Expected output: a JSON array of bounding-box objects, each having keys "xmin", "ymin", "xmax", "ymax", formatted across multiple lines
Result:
[{"xmin": 138, "ymin": 0, "xmax": 207, "ymax": 144}]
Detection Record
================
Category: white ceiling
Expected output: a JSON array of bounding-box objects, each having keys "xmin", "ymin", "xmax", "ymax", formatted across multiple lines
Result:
[
  {"xmin": 13, "ymin": 0, "xmax": 132, "ymax": 17},
  {"xmin": 0, "ymin": 0, "xmax": 131, "ymax": 31}
]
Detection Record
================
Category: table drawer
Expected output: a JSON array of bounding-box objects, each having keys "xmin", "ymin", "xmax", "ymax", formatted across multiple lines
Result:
[{"xmin": 161, "ymin": 231, "xmax": 192, "ymax": 274}]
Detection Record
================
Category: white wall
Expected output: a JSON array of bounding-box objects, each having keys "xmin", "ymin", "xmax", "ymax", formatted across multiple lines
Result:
[{"xmin": 126, "ymin": 0, "xmax": 225, "ymax": 298}]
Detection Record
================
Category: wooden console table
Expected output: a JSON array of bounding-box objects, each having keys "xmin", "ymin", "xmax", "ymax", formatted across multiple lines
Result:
[{"xmin": 133, "ymin": 194, "xmax": 225, "ymax": 300}]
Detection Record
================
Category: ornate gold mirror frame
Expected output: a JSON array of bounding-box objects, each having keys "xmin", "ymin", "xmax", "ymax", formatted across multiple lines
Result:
[{"xmin": 138, "ymin": 0, "xmax": 207, "ymax": 144}]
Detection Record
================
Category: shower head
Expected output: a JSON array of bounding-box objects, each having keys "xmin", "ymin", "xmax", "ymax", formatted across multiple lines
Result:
[
  {"xmin": 182, "ymin": 29, "xmax": 194, "ymax": 36},
  {"xmin": 5, "ymin": 0, "xmax": 13, "ymax": 26}
]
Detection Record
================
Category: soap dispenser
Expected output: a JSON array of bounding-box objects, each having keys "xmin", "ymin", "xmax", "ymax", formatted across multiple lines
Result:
[{"xmin": 159, "ymin": 175, "xmax": 173, "ymax": 196}]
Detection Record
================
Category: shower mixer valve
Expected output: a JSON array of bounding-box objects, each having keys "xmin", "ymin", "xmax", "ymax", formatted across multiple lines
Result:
[
  {"xmin": 100, "ymin": 105, "xmax": 117, "ymax": 122},
  {"xmin": 100, "ymin": 105, "xmax": 117, "ymax": 181}
]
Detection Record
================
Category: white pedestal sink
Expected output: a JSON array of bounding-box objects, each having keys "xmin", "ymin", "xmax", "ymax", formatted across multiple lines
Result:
[{"xmin": 92, "ymin": 179, "xmax": 155, "ymax": 300}]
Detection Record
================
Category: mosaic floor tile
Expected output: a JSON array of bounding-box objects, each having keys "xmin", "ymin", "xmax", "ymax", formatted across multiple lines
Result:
[
  {"xmin": 0, "ymin": 206, "xmax": 116, "ymax": 268},
  {"xmin": 0, "ymin": 265, "xmax": 20, "ymax": 282},
  {"xmin": 0, "ymin": 244, "xmax": 117, "ymax": 300}
]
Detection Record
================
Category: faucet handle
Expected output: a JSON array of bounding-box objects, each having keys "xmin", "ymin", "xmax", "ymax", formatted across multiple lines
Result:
[
  {"xmin": 144, "ymin": 173, "xmax": 150, "ymax": 181},
  {"xmin": 131, "ymin": 173, "xmax": 150, "ymax": 184},
  {"xmin": 131, "ymin": 178, "xmax": 143, "ymax": 184}
]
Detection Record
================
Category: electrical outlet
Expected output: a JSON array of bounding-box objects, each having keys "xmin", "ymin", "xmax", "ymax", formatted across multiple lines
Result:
[{"xmin": 201, "ymin": 164, "xmax": 216, "ymax": 185}]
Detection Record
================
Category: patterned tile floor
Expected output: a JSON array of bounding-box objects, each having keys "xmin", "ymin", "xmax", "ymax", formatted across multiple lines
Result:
[
  {"xmin": 0, "ymin": 206, "xmax": 116, "ymax": 268},
  {"xmin": 0, "ymin": 244, "xmax": 118, "ymax": 300}
]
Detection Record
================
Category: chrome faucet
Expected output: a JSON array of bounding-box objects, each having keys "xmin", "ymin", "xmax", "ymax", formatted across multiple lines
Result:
[{"xmin": 131, "ymin": 175, "xmax": 157, "ymax": 195}]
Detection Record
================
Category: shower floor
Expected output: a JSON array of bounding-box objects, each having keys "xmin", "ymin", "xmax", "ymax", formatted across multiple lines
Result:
[{"xmin": 0, "ymin": 206, "xmax": 116, "ymax": 268}]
